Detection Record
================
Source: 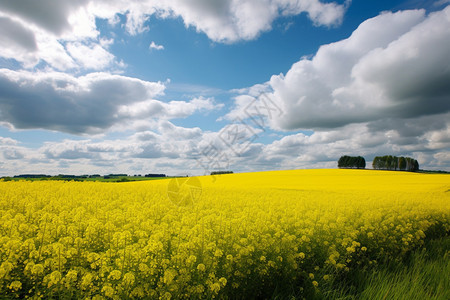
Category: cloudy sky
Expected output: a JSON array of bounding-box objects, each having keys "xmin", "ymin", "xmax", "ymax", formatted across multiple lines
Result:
[{"xmin": 1, "ymin": 0, "xmax": 449, "ymax": 176}]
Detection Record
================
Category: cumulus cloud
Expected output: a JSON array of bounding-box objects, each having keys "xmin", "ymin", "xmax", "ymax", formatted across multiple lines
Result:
[
  {"xmin": 0, "ymin": 69, "xmax": 163, "ymax": 134},
  {"xmin": 116, "ymin": 97, "xmax": 223, "ymax": 126},
  {"xmin": 245, "ymin": 112, "xmax": 450, "ymax": 171},
  {"xmin": 1, "ymin": 110, "xmax": 449, "ymax": 176},
  {"xmin": 0, "ymin": 137, "xmax": 28, "ymax": 164},
  {"xmin": 13, "ymin": 124, "xmax": 207, "ymax": 175},
  {"xmin": 158, "ymin": 121, "xmax": 203, "ymax": 140},
  {"xmin": 219, "ymin": 6, "xmax": 450, "ymax": 171},
  {"xmin": 2, "ymin": 2, "xmax": 450, "ymax": 173},
  {"xmin": 0, "ymin": 0, "xmax": 348, "ymax": 73},
  {"xmin": 0, "ymin": 0, "xmax": 89, "ymax": 36},
  {"xmin": 0, "ymin": 0, "xmax": 348, "ymax": 69},
  {"xmin": 0, "ymin": 137, "xmax": 19, "ymax": 145},
  {"xmin": 0, "ymin": 69, "xmax": 224, "ymax": 135},
  {"xmin": 41, "ymin": 139, "xmax": 132, "ymax": 161},
  {"xmin": 146, "ymin": 0, "xmax": 348, "ymax": 43},
  {"xmin": 0, "ymin": 16, "xmax": 38, "ymax": 66},
  {"xmin": 149, "ymin": 41, "xmax": 164, "ymax": 51},
  {"xmin": 2, "ymin": 148, "xmax": 24, "ymax": 160},
  {"xmin": 66, "ymin": 42, "xmax": 116, "ymax": 70},
  {"xmin": 0, "ymin": 0, "xmax": 105, "ymax": 70},
  {"xmin": 227, "ymin": 7, "xmax": 450, "ymax": 131}
]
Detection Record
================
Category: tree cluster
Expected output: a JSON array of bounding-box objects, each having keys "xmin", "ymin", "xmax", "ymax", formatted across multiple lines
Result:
[
  {"xmin": 338, "ymin": 156, "xmax": 366, "ymax": 169},
  {"xmin": 210, "ymin": 171, "xmax": 234, "ymax": 175},
  {"xmin": 372, "ymin": 156, "xmax": 419, "ymax": 171}
]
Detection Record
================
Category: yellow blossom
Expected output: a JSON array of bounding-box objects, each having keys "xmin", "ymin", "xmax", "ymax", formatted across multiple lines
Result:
[
  {"xmin": 102, "ymin": 285, "xmax": 115, "ymax": 298},
  {"xmin": 219, "ymin": 277, "xmax": 227, "ymax": 286},
  {"xmin": 8, "ymin": 281, "xmax": 22, "ymax": 291},
  {"xmin": 197, "ymin": 264, "xmax": 206, "ymax": 272},
  {"xmin": 0, "ymin": 169, "xmax": 447, "ymax": 299}
]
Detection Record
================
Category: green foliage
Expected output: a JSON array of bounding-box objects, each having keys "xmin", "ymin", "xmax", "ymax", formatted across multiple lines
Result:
[
  {"xmin": 338, "ymin": 156, "xmax": 366, "ymax": 169},
  {"xmin": 399, "ymin": 157, "xmax": 407, "ymax": 170},
  {"xmin": 318, "ymin": 236, "xmax": 450, "ymax": 300},
  {"xmin": 373, "ymin": 156, "xmax": 419, "ymax": 171},
  {"xmin": 210, "ymin": 171, "xmax": 234, "ymax": 175}
]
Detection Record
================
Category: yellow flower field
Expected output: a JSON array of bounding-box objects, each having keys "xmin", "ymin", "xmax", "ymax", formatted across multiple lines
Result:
[{"xmin": 0, "ymin": 169, "xmax": 449, "ymax": 299}]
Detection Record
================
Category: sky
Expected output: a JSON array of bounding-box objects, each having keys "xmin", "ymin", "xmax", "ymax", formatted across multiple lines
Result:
[{"xmin": 0, "ymin": 0, "xmax": 449, "ymax": 176}]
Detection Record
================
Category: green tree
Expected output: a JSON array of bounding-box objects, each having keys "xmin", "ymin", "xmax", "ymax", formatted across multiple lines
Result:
[
  {"xmin": 414, "ymin": 159, "xmax": 419, "ymax": 171},
  {"xmin": 373, "ymin": 155, "xmax": 419, "ymax": 172},
  {"xmin": 399, "ymin": 157, "xmax": 406, "ymax": 170},
  {"xmin": 386, "ymin": 156, "xmax": 393, "ymax": 170},
  {"xmin": 338, "ymin": 156, "xmax": 366, "ymax": 169}
]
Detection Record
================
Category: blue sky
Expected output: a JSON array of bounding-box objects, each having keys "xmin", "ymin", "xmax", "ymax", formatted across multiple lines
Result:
[{"xmin": 0, "ymin": 0, "xmax": 449, "ymax": 176}]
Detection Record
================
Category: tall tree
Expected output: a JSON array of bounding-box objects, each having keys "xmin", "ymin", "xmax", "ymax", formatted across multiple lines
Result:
[
  {"xmin": 338, "ymin": 156, "xmax": 366, "ymax": 169},
  {"xmin": 372, "ymin": 155, "xmax": 419, "ymax": 172},
  {"xmin": 399, "ymin": 157, "xmax": 406, "ymax": 170}
]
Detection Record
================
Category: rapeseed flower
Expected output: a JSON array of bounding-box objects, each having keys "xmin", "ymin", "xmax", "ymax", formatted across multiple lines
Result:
[{"xmin": 0, "ymin": 169, "xmax": 447, "ymax": 299}]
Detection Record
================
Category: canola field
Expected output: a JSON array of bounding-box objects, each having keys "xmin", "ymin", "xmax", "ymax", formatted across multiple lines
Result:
[{"xmin": 0, "ymin": 169, "xmax": 449, "ymax": 299}]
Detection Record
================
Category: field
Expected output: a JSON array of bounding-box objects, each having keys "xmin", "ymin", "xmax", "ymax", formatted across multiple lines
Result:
[{"xmin": 0, "ymin": 169, "xmax": 449, "ymax": 299}]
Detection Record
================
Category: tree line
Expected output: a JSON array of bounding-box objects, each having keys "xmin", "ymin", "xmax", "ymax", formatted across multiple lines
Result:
[
  {"xmin": 372, "ymin": 155, "xmax": 419, "ymax": 171},
  {"xmin": 338, "ymin": 156, "xmax": 366, "ymax": 169},
  {"xmin": 338, "ymin": 155, "xmax": 419, "ymax": 171},
  {"xmin": 210, "ymin": 171, "xmax": 234, "ymax": 175}
]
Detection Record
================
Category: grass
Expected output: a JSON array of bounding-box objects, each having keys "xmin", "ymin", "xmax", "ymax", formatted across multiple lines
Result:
[{"xmin": 316, "ymin": 236, "xmax": 450, "ymax": 300}]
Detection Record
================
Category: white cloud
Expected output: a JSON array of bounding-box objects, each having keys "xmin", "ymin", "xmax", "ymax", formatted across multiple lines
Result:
[
  {"xmin": 158, "ymin": 121, "xmax": 203, "ymax": 140},
  {"xmin": 0, "ymin": 69, "xmax": 165, "ymax": 134},
  {"xmin": 0, "ymin": 137, "xmax": 19, "ymax": 145},
  {"xmin": 149, "ymin": 41, "xmax": 164, "ymax": 51},
  {"xmin": 165, "ymin": 97, "xmax": 224, "ymax": 117},
  {"xmin": 2, "ymin": 2, "xmax": 450, "ymax": 174},
  {"xmin": 0, "ymin": 0, "xmax": 89, "ymax": 36},
  {"xmin": 0, "ymin": 137, "xmax": 30, "ymax": 166},
  {"xmin": 2, "ymin": 110, "xmax": 450, "ymax": 176},
  {"xmin": 0, "ymin": 1, "xmax": 107, "ymax": 71},
  {"xmin": 0, "ymin": 69, "xmax": 224, "ymax": 135},
  {"xmin": 66, "ymin": 42, "xmax": 116, "ymax": 70},
  {"xmin": 279, "ymin": 0, "xmax": 350, "ymax": 26},
  {"xmin": 150, "ymin": 0, "xmax": 348, "ymax": 43},
  {"xmin": 218, "ymin": 6, "xmax": 450, "ymax": 171},
  {"xmin": 247, "ymin": 112, "xmax": 450, "ymax": 171},
  {"xmin": 0, "ymin": 16, "xmax": 38, "ymax": 67},
  {"xmin": 35, "ymin": 32, "xmax": 78, "ymax": 70},
  {"xmin": 435, "ymin": 0, "xmax": 450, "ymax": 7},
  {"xmin": 338, "ymin": 8, "xmax": 450, "ymax": 119},
  {"xmin": 226, "ymin": 7, "xmax": 450, "ymax": 131},
  {"xmin": 117, "ymin": 97, "xmax": 223, "ymax": 121},
  {"xmin": 0, "ymin": 0, "xmax": 349, "ymax": 71}
]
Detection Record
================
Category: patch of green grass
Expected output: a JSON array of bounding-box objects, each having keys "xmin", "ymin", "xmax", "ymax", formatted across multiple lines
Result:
[{"xmin": 318, "ymin": 237, "xmax": 450, "ymax": 300}]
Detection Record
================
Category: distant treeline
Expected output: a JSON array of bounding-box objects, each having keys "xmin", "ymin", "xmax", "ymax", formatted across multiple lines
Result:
[
  {"xmin": 338, "ymin": 156, "xmax": 366, "ymax": 169},
  {"xmin": 14, "ymin": 174, "xmax": 51, "ymax": 178},
  {"xmin": 10, "ymin": 173, "xmax": 167, "ymax": 180},
  {"xmin": 338, "ymin": 155, "xmax": 420, "ymax": 172},
  {"xmin": 14, "ymin": 174, "xmax": 116, "ymax": 179},
  {"xmin": 372, "ymin": 156, "xmax": 419, "ymax": 171},
  {"xmin": 211, "ymin": 171, "xmax": 234, "ymax": 175}
]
